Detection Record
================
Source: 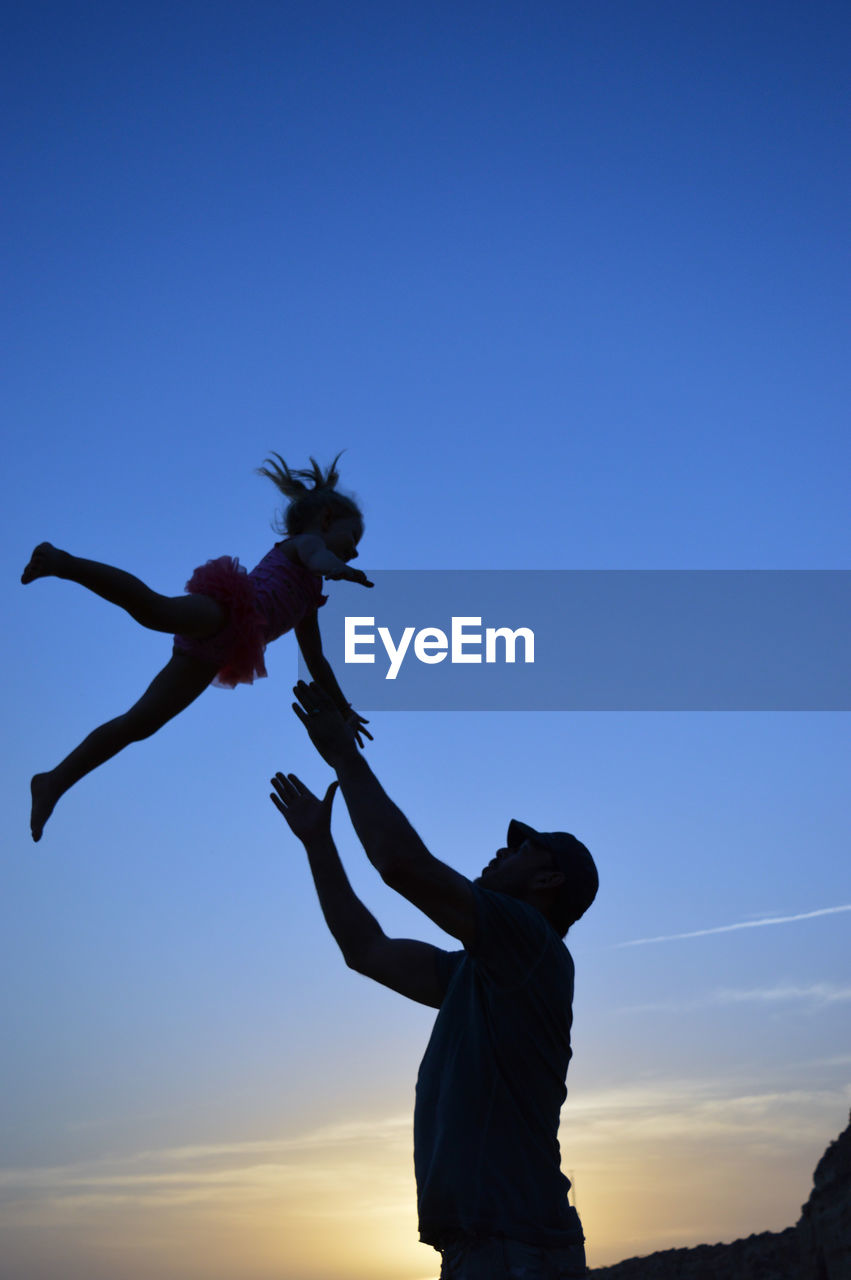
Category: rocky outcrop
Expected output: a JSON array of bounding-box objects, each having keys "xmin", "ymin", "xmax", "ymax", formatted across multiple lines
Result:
[
  {"xmin": 798, "ymin": 1112, "xmax": 851, "ymax": 1280},
  {"xmin": 590, "ymin": 1112, "xmax": 850, "ymax": 1280}
]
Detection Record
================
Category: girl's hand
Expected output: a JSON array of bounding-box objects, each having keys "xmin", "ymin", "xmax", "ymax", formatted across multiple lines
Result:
[
  {"xmin": 346, "ymin": 707, "xmax": 373, "ymax": 747},
  {"xmin": 326, "ymin": 565, "xmax": 374, "ymax": 588},
  {"xmin": 270, "ymin": 773, "xmax": 338, "ymax": 845}
]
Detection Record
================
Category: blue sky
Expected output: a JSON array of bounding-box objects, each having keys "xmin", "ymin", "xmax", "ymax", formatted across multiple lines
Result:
[{"xmin": 2, "ymin": 3, "xmax": 849, "ymax": 1276}]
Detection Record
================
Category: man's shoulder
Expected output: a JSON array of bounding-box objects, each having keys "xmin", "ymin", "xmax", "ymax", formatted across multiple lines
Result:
[
  {"xmin": 467, "ymin": 885, "xmax": 572, "ymax": 987},
  {"xmin": 470, "ymin": 883, "xmax": 561, "ymax": 943},
  {"xmin": 435, "ymin": 948, "xmax": 465, "ymax": 993}
]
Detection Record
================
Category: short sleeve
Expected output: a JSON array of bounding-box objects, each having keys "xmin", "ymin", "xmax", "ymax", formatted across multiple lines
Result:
[
  {"xmin": 467, "ymin": 886, "xmax": 552, "ymax": 988},
  {"xmin": 435, "ymin": 949, "xmax": 464, "ymax": 1000}
]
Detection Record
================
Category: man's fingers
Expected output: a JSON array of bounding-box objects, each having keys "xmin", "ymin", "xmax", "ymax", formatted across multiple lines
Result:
[
  {"xmin": 271, "ymin": 771, "xmax": 324, "ymax": 806},
  {"xmin": 293, "ymin": 690, "xmax": 318, "ymax": 718},
  {"xmin": 270, "ymin": 782, "xmax": 292, "ymax": 807},
  {"xmin": 272, "ymin": 772, "xmax": 310, "ymax": 801},
  {"xmin": 292, "ymin": 681, "xmax": 312, "ymax": 711},
  {"xmin": 269, "ymin": 793, "xmax": 287, "ymax": 817},
  {"xmin": 322, "ymin": 780, "xmax": 339, "ymax": 806},
  {"xmin": 294, "ymin": 680, "xmax": 333, "ymax": 711}
]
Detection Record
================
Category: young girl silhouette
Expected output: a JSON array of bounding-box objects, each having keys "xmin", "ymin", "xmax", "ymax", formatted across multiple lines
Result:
[{"xmin": 22, "ymin": 453, "xmax": 373, "ymax": 842}]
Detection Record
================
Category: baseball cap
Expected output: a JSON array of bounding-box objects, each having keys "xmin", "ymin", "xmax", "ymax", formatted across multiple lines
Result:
[{"xmin": 507, "ymin": 818, "xmax": 599, "ymax": 923}]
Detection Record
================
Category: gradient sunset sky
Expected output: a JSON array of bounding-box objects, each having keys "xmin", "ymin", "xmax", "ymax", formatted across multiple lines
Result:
[{"xmin": 3, "ymin": 3, "xmax": 849, "ymax": 1277}]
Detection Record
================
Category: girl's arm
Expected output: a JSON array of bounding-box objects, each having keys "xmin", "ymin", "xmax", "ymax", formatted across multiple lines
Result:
[
  {"xmin": 294, "ymin": 612, "xmax": 373, "ymax": 744},
  {"xmin": 289, "ymin": 534, "xmax": 373, "ymax": 587}
]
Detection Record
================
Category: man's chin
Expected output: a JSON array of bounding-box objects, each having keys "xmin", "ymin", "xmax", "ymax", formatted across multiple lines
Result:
[{"xmin": 476, "ymin": 871, "xmax": 498, "ymax": 887}]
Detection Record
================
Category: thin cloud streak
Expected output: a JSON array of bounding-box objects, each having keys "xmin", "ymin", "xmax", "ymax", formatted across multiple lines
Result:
[
  {"xmin": 616, "ymin": 904, "xmax": 851, "ymax": 948},
  {"xmin": 0, "ymin": 1114, "xmax": 413, "ymax": 1193},
  {"xmin": 716, "ymin": 983, "xmax": 851, "ymax": 1005},
  {"xmin": 618, "ymin": 982, "xmax": 851, "ymax": 1016}
]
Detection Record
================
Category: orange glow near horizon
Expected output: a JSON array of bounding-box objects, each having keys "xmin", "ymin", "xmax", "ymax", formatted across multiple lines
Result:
[{"xmin": 1, "ymin": 1080, "xmax": 843, "ymax": 1279}]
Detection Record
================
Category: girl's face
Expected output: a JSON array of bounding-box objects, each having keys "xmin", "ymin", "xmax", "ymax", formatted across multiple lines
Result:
[{"xmin": 324, "ymin": 512, "xmax": 363, "ymax": 562}]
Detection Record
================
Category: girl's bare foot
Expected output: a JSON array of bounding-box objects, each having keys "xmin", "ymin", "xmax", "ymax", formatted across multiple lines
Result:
[
  {"xmin": 30, "ymin": 772, "xmax": 60, "ymax": 842},
  {"xmin": 21, "ymin": 542, "xmax": 70, "ymax": 585}
]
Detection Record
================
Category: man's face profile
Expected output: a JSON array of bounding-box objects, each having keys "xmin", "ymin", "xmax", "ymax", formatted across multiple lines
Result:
[{"xmin": 477, "ymin": 839, "xmax": 560, "ymax": 897}]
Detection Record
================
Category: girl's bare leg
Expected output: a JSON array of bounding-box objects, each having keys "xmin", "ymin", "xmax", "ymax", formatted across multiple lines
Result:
[
  {"xmin": 21, "ymin": 542, "xmax": 225, "ymax": 638},
  {"xmin": 30, "ymin": 651, "xmax": 220, "ymax": 841}
]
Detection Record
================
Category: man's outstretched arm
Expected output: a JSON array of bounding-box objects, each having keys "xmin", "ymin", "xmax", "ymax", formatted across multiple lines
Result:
[
  {"xmin": 269, "ymin": 771, "xmax": 447, "ymax": 1007},
  {"xmin": 291, "ymin": 682, "xmax": 477, "ymax": 947}
]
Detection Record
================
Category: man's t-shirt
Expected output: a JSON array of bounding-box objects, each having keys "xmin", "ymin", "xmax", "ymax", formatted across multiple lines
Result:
[{"xmin": 414, "ymin": 885, "xmax": 584, "ymax": 1248}]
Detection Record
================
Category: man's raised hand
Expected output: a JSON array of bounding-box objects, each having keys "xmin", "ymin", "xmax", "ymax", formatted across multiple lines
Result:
[
  {"xmin": 292, "ymin": 680, "xmax": 359, "ymax": 764},
  {"xmin": 270, "ymin": 772, "xmax": 338, "ymax": 846}
]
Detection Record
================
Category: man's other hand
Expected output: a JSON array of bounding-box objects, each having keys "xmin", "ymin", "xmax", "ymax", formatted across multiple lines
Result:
[{"xmin": 270, "ymin": 772, "xmax": 337, "ymax": 846}]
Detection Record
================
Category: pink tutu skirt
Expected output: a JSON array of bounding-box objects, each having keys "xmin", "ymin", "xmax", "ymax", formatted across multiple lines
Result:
[{"xmin": 173, "ymin": 556, "xmax": 268, "ymax": 688}]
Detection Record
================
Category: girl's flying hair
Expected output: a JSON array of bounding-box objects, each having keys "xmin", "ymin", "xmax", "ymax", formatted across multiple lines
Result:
[{"xmin": 258, "ymin": 452, "xmax": 362, "ymax": 535}]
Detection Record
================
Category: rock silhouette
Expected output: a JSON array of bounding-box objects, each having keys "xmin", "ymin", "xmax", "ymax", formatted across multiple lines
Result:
[{"xmin": 590, "ymin": 1111, "xmax": 850, "ymax": 1280}]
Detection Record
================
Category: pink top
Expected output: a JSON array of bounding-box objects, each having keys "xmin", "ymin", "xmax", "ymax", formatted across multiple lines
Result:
[
  {"xmin": 251, "ymin": 543, "xmax": 328, "ymax": 638},
  {"xmin": 174, "ymin": 543, "xmax": 327, "ymax": 687}
]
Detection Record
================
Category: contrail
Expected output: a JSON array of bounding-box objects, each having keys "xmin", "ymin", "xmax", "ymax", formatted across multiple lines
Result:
[{"xmin": 616, "ymin": 904, "xmax": 851, "ymax": 948}]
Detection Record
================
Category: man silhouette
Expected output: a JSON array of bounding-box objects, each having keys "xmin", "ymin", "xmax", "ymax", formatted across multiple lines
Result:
[{"xmin": 271, "ymin": 681, "xmax": 598, "ymax": 1279}]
